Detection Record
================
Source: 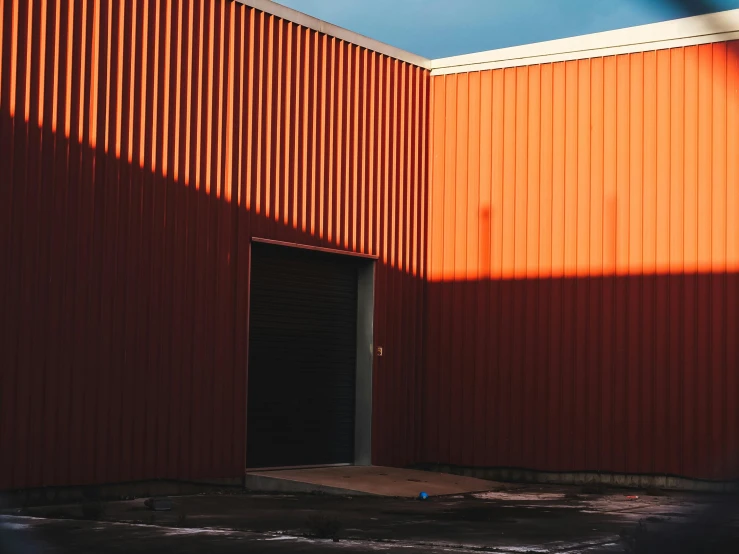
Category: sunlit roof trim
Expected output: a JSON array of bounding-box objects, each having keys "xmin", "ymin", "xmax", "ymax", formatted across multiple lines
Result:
[{"xmin": 431, "ymin": 9, "xmax": 739, "ymax": 75}]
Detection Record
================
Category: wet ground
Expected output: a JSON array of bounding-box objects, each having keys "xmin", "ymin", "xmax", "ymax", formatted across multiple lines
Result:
[{"xmin": 2, "ymin": 484, "xmax": 738, "ymax": 553}]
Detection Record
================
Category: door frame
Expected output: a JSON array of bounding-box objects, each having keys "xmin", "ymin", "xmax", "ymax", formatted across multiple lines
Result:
[{"xmin": 245, "ymin": 238, "xmax": 376, "ymax": 469}]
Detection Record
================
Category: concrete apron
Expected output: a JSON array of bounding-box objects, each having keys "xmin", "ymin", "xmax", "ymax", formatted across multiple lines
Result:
[{"xmin": 244, "ymin": 466, "xmax": 496, "ymax": 497}]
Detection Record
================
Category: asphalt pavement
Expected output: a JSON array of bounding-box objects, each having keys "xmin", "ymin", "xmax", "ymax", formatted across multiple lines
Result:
[{"xmin": 2, "ymin": 485, "xmax": 738, "ymax": 553}]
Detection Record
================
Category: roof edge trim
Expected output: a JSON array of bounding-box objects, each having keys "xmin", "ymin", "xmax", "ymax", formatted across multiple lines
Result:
[
  {"xmin": 431, "ymin": 8, "xmax": 739, "ymax": 75},
  {"xmin": 234, "ymin": 0, "xmax": 431, "ymax": 68}
]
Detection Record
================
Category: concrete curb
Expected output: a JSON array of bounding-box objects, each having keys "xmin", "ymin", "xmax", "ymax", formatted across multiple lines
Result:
[{"xmin": 418, "ymin": 465, "xmax": 739, "ymax": 493}]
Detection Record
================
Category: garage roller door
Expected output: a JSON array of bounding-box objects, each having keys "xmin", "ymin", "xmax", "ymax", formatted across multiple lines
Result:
[{"xmin": 246, "ymin": 243, "xmax": 359, "ymax": 469}]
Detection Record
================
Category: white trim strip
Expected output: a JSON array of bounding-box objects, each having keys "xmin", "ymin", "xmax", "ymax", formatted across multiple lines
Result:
[
  {"xmin": 234, "ymin": 0, "xmax": 431, "ymax": 68},
  {"xmin": 431, "ymin": 8, "xmax": 739, "ymax": 76}
]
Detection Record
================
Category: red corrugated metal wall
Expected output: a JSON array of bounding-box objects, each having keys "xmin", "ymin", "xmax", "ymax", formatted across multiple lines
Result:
[
  {"xmin": 424, "ymin": 44, "xmax": 739, "ymax": 480},
  {"xmin": 0, "ymin": 0, "xmax": 429, "ymax": 490}
]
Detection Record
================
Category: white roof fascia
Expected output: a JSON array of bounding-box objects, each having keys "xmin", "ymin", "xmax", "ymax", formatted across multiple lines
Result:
[
  {"xmin": 234, "ymin": 0, "xmax": 431, "ymax": 69},
  {"xmin": 431, "ymin": 8, "xmax": 739, "ymax": 75}
]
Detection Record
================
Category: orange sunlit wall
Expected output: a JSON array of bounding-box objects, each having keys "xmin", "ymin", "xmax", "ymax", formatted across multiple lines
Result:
[
  {"xmin": 0, "ymin": 0, "xmax": 429, "ymax": 490},
  {"xmin": 424, "ymin": 43, "xmax": 739, "ymax": 479}
]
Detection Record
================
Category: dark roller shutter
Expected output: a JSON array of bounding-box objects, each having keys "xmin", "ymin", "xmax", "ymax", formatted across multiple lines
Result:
[{"xmin": 246, "ymin": 243, "xmax": 359, "ymax": 468}]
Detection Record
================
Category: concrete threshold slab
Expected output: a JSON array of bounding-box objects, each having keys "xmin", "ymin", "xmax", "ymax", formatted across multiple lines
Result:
[{"xmin": 244, "ymin": 466, "xmax": 496, "ymax": 498}]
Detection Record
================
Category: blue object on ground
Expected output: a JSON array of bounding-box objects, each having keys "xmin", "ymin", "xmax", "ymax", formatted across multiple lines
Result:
[{"xmin": 418, "ymin": 492, "xmax": 428, "ymax": 500}]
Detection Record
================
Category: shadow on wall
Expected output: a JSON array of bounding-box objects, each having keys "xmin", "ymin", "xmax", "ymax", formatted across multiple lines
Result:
[{"xmin": 422, "ymin": 271, "xmax": 739, "ymax": 481}]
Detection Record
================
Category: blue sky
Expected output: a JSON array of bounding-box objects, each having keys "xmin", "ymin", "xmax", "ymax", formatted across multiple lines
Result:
[{"xmin": 273, "ymin": 0, "xmax": 739, "ymax": 58}]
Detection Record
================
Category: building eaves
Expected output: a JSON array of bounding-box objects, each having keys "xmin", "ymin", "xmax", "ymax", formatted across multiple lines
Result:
[
  {"xmin": 431, "ymin": 8, "xmax": 739, "ymax": 75},
  {"xmin": 235, "ymin": 0, "xmax": 432, "ymax": 69}
]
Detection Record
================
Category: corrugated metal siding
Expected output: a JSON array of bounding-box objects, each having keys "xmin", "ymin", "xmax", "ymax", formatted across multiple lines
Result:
[
  {"xmin": 0, "ymin": 0, "xmax": 429, "ymax": 490},
  {"xmin": 425, "ymin": 44, "xmax": 739, "ymax": 479}
]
